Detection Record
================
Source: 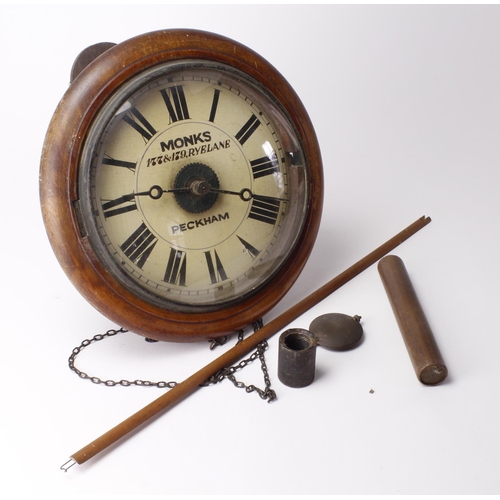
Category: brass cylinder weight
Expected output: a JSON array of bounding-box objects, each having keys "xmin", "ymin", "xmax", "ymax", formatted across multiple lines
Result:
[{"xmin": 378, "ymin": 255, "xmax": 448, "ymax": 385}]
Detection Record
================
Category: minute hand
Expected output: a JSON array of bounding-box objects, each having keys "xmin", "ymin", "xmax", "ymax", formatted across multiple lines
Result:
[{"xmin": 210, "ymin": 187, "xmax": 288, "ymax": 203}]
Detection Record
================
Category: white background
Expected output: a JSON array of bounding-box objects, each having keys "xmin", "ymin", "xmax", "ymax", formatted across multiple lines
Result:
[{"xmin": 1, "ymin": 3, "xmax": 500, "ymax": 497}]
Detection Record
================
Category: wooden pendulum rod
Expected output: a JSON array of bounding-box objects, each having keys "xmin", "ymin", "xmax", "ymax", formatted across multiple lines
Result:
[{"xmin": 61, "ymin": 215, "xmax": 431, "ymax": 471}]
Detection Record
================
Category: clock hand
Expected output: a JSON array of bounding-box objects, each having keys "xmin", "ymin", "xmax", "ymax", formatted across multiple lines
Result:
[
  {"xmin": 111, "ymin": 185, "xmax": 286, "ymax": 215},
  {"xmin": 129, "ymin": 185, "xmax": 190, "ymax": 200},
  {"xmin": 209, "ymin": 187, "xmax": 288, "ymax": 203},
  {"xmin": 102, "ymin": 185, "xmax": 191, "ymax": 215}
]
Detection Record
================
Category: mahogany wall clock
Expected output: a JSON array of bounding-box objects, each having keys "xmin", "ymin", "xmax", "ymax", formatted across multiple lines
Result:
[{"xmin": 40, "ymin": 29, "xmax": 323, "ymax": 342}]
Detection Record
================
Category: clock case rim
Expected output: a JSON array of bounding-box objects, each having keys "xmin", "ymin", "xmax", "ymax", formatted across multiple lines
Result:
[
  {"xmin": 78, "ymin": 59, "xmax": 310, "ymax": 314},
  {"xmin": 40, "ymin": 29, "xmax": 324, "ymax": 342}
]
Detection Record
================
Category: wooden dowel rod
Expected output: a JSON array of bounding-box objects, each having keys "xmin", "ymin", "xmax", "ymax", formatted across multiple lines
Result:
[{"xmin": 65, "ymin": 215, "xmax": 431, "ymax": 469}]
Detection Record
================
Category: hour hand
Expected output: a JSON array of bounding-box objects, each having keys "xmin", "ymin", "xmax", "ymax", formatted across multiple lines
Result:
[
  {"xmin": 101, "ymin": 185, "xmax": 173, "ymax": 218},
  {"xmin": 135, "ymin": 185, "xmax": 167, "ymax": 200}
]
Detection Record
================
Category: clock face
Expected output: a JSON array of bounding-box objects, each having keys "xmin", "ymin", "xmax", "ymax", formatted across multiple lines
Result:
[{"xmin": 78, "ymin": 61, "xmax": 309, "ymax": 312}]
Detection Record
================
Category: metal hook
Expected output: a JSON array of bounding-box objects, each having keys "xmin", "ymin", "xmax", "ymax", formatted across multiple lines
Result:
[
  {"xmin": 60, "ymin": 458, "xmax": 77, "ymax": 472},
  {"xmin": 209, "ymin": 336, "xmax": 228, "ymax": 350}
]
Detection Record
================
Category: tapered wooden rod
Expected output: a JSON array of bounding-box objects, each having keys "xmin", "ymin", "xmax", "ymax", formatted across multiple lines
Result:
[{"xmin": 63, "ymin": 216, "xmax": 431, "ymax": 469}]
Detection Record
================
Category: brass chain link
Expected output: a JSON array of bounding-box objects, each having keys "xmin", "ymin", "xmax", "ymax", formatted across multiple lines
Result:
[{"xmin": 67, "ymin": 319, "xmax": 276, "ymax": 402}]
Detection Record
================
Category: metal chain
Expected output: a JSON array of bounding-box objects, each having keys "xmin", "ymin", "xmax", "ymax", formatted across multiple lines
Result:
[
  {"xmin": 67, "ymin": 320, "xmax": 276, "ymax": 402},
  {"xmin": 202, "ymin": 319, "xmax": 277, "ymax": 402},
  {"xmin": 68, "ymin": 327, "xmax": 178, "ymax": 389}
]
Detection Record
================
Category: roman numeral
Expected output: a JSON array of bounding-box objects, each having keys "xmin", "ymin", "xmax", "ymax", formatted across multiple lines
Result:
[
  {"xmin": 101, "ymin": 194, "xmax": 137, "ymax": 218},
  {"xmin": 102, "ymin": 157, "xmax": 137, "ymax": 170},
  {"xmin": 204, "ymin": 249, "xmax": 228, "ymax": 284},
  {"xmin": 160, "ymin": 86, "xmax": 190, "ymax": 122},
  {"xmin": 120, "ymin": 223, "xmax": 157, "ymax": 269},
  {"xmin": 250, "ymin": 154, "xmax": 280, "ymax": 179},
  {"xmin": 248, "ymin": 197, "xmax": 281, "ymax": 225},
  {"xmin": 237, "ymin": 236, "xmax": 260, "ymax": 259},
  {"xmin": 235, "ymin": 114, "xmax": 261, "ymax": 145},
  {"xmin": 209, "ymin": 89, "xmax": 221, "ymax": 122},
  {"xmin": 164, "ymin": 248, "xmax": 187, "ymax": 286},
  {"xmin": 123, "ymin": 108, "xmax": 157, "ymax": 141}
]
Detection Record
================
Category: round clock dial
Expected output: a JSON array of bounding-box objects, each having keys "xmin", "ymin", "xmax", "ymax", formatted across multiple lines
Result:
[
  {"xmin": 40, "ymin": 30, "xmax": 323, "ymax": 341},
  {"xmin": 81, "ymin": 63, "xmax": 306, "ymax": 310}
]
